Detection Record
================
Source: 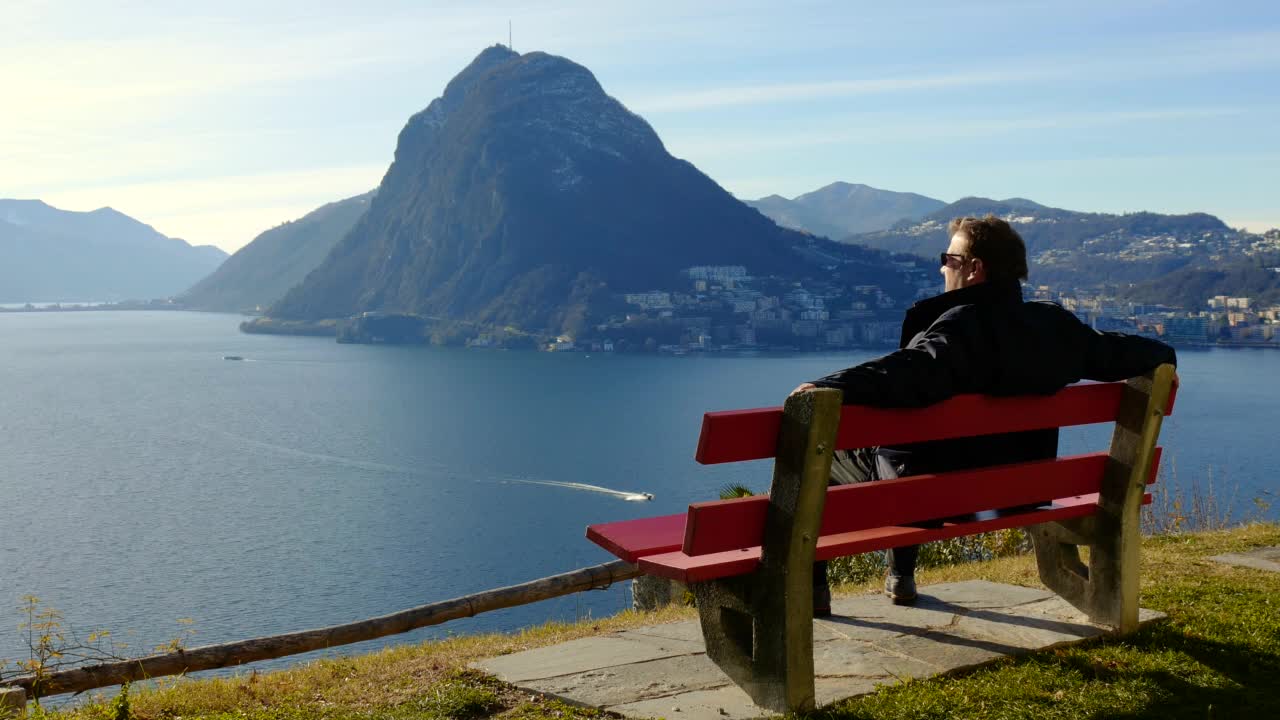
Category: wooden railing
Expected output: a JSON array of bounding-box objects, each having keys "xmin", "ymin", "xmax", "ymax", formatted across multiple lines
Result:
[{"xmin": 0, "ymin": 560, "xmax": 640, "ymax": 708}]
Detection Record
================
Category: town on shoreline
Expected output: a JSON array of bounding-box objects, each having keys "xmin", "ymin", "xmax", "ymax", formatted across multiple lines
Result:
[
  {"xmin": 6, "ymin": 265, "xmax": 1279, "ymax": 354},
  {"xmin": 277, "ymin": 262, "xmax": 1277, "ymax": 353}
]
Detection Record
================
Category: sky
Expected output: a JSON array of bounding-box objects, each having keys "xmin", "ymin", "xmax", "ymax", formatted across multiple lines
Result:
[{"xmin": 3, "ymin": 0, "xmax": 1278, "ymax": 253}]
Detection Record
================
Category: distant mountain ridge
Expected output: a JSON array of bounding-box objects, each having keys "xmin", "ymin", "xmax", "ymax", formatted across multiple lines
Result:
[
  {"xmin": 0, "ymin": 199, "xmax": 227, "ymax": 303},
  {"xmin": 267, "ymin": 46, "xmax": 890, "ymax": 334},
  {"xmin": 182, "ymin": 192, "xmax": 374, "ymax": 312},
  {"xmin": 846, "ymin": 196, "xmax": 1239, "ymax": 287},
  {"xmin": 1122, "ymin": 251, "xmax": 1280, "ymax": 309},
  {"xmin": 748, "ymin": 182, "xmax": 945, "ymax": 239}
]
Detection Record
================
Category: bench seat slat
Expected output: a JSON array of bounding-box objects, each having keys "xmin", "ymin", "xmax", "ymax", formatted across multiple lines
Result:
[
  {"xmin": 589, "ymin": 449, "xmax": 1160, "ymax": 564},
  {"xmin": 684, "ymin": 453, "xmax": 1105, "ymax": 556},
  {"xmin": 812, "ymin": 491, "xmax": 1123, "ymax": 561},
  {"xmin": 697, "ymin": 380, "xmax": 1177, "ymax": 465},
  {"xmin": 585, "ymin": 512, "xmax": 686, "ymax": 563},
  {"xmin": 685, "ymin": 450, "xmax": 1161, "ymax": 557},
  {"xmin": 640, "ymin": 491, "xmax": 1152, "ymax": 583}
]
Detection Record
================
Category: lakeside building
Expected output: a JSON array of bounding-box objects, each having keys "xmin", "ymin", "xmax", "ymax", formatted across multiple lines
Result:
[
  {"xmin": 600, "ymin": 261, "xmax": 1279, "ymax": 354},
  {"xmin": 623, "ymin": 291, "xmax": 672, "ymax": 310},
  {"xmin": 684, "ymin": 266, "xmax": 748, "ymax": 285}
]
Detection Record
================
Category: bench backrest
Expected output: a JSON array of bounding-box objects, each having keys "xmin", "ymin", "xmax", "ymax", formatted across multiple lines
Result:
[
  {"xmin": 696, "ymin": 380, "xmax": 1177, "ymax": 465},
  {"xmin": 685, "ymin": 379, "xmax": 1177, "ymax": 557}
]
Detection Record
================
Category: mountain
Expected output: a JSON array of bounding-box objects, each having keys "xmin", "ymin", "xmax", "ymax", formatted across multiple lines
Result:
[
  {"xmin": 747, "ymin": 182, "xmax": 945, "ymax": 239},
  {"xmin": 269, "ymin": 46, "xmax": 893, "ymax": 334},
  {"xmin": 0, "ymin": 200, "xmax": 228, "ymax": 303},
  {"xmin": 181, "ymin": 192, "xmax": 374, "ymax": 312},
  {"xmin": 845, "ymin": 197, "xmax": 1239, "ymax": 287},
  {"xmin": 1122, "ymin": 251, "xmax": 1280, "ymax": 309}
]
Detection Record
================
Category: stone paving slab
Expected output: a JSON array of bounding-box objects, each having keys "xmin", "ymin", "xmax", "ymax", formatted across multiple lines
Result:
[
  {"xmin": 523, "ymin": 653, "xmax": 733, "ymax": 708},
  {"xmin": 1210, "ymin": 546, "xmax": 1280, "ymax": 572},
  {"xmin": 476, "ymin": 634, "xmax": 703, "ymax": 683},
  {"xmin": 624, "ymin": 618, "xmax": 850, "ymax": 645},
  {"xmin": 473, "ymin": 580, "xmax": 1167, "ymax": 720}
]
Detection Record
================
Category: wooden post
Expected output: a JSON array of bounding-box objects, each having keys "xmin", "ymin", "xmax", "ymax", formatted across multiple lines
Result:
[
  {"xmin": 693, "ymin": 387, "xmax": 841, "ymax": 713},
  {"xmin": 1032, "ymin": 364, "xmax": 1175, "ymax": 631},
  {"xmin": 0, "ymin": 688, "xmax": 24, "ymax": 717},
  {"xmin": 632, "ymin": 575, "xmax": 687, "ymax": 610}
]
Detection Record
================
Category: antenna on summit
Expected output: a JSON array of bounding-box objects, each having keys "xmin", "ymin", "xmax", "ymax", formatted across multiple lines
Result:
[{"xmin": 508, "ymin": 20, "xmax": 513, "ymax": 51}]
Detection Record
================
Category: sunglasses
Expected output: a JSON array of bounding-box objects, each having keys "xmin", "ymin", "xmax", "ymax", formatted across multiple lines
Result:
[{"xmin": 939, "ymin": 252, "xmax": 969, "ymax": 268}]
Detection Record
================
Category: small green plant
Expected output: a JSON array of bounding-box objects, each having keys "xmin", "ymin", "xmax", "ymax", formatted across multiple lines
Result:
[
  {"xmin": 1140, "ymin": 458, "xmax": 1272, "ymax": 535},
  {"xmin": 824, "ymin": 529, "xmax": 1032, "ymax": 585},
  {"xmin": 410, "ymin": 669, "xmax": 502, "ymax": 719},
  {"xmin": 1, "ymin": 597, "xmax": 194, "ymax": 705},
  {"xmin": 1252, "ymin": 490, "xmax": 1274, "ymax": 519},
  {"xmin": 717, "ymin": 483, "xmax": 757, "ymax": 499},
  {"xmin": 109, "ymin": 682, "xmax": 131, "ymax": 720},
  {"xmin": 505, "ymin": 697, "xmax": 609, "ymax": 720},
  {"xmin": 19, "ymin": 595, "xmax": 64, "ymax": 692},
  {"xmin": 155, "ymin": 618, "xmax": 196, "ymax": 653}
]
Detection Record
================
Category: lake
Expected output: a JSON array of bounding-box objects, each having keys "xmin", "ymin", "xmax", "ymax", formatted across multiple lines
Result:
[{"xmin": 0, "ymin": 311, "xmax": 1275, "ymax": 684}]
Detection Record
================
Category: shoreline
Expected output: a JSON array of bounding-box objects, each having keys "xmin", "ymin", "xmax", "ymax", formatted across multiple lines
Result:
[{"xmin": 1, "ymin": 305, "xmax": 1275, "ymax": 351}]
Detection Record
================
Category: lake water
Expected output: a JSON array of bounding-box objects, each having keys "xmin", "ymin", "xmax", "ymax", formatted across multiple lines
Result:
[{"xmin": 0, "ymin": 311, "xmax": 1276, "ymax": 685}]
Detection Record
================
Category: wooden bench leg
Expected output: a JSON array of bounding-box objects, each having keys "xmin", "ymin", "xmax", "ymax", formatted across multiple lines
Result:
[
  {"xmin": 691, "ymin": 576, "xmax": 758, "ymax": 697},
  {"xmin": 694, "ymin": 389, "xmax": 841, "ymax": 713},
  {"xmin": 1030, "ymin": 516, "xmax": 1094, "ymax": 617},
  {"xmin": 1032, "ymin": 365, "xmax": 1175, "ymax": 633}
]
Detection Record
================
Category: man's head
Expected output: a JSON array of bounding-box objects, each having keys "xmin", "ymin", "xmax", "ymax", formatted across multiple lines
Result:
[{"xmin": 940, "ymin": 214, "xmax": 1028, "ymax": 292}]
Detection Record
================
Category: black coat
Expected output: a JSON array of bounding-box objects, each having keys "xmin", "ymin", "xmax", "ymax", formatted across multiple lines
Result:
[{"xmin": 810, "ymin": 280, "xmax": 1177, "ymax": 476}]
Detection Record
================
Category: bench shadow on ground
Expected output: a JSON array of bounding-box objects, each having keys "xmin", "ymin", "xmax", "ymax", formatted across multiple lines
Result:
[
  {"xmin": 820, "ymin": 614, "xmax": 1280, "ymax": 719},
  {"xmin": 1050, "ymin": 629, "xmax": 1280, "ymax": 719},
  {"xmin": 822, "ymin": 595, "xmax": 1101, "ymax": 657}
]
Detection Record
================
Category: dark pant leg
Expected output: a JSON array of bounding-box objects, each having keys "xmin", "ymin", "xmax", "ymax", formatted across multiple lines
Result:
[
  {"xmin": 875, "ymin": 454, "xmax": 919, "ymax": 578},
  {"xmin": 815, "ymin": 449, "xmax": 879, "ymax": 587},
  {"xmin": 886, "ymin": 545, "xmax": 918, "ymax": 578}
]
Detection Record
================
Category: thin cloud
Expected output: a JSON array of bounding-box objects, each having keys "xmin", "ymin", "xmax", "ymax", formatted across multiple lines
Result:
[
  {"xmin": 631, "ymin": 70, "xmax": 1032, "ymax": 113},
  {"xmin": 1, "ymin": 124, "xmax": 391, "ymax": 194},
  {"xmin": 667, "ymin": 107, "xmax": 1246, "ymax": 157},
  {"xmin": 629, "ymin": 30, "xmax": 1280, "ymax": 114}
]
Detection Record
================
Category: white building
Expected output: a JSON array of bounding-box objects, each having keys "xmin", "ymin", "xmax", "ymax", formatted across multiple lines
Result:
[
  {"xmin": 624, "ymin": 291, "xmax": 673, "ymax": 309},
  {"xmin": 684, "ymin": 265, "xmax": 749, "ymax": 283}
]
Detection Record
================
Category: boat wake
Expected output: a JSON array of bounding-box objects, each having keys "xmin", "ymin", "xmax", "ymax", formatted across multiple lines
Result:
[
  {"xmin": 205, "ymin": 427, "xmax": 435, "ymax": 477},
  {"xmin": 506, "ymin": 478, "xmax": 654, "ymax": 502}
]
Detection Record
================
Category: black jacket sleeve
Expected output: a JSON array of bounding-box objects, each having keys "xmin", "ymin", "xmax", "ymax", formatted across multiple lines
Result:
[
  {"xmin": 810, "ymin": 310, "xmax": 984, "ymax": 407},
  {"xmin": 1079, "ymin": 328, "xmax": 1177, "ymax": 381},
  {"xmin": 808, "ymin": 301, "xmax": 1177, "ymax": 408}
]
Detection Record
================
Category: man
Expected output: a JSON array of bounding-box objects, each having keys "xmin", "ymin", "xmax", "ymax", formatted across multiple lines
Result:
[{"xmin": 792, "ymin": 215, "xmax": 1176, "ymax": 613}]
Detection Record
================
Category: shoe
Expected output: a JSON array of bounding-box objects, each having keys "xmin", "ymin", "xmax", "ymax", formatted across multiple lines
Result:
[
  {"xmin": 884, "ymin": 574, "xmax": 917, "ymax": 605},
  {"xmin": 813, "ymin": 584, "xmax": 832, "ymax": 618}
]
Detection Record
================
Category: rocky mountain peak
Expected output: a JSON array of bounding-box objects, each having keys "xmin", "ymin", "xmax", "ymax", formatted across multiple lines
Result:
[
  {"xmin": 441, "ymin": 44, "xmax": 520, "ymax": 107},
  {"xmin": 268, "ymin": 46, "xmax": 832, "ymax": 330}
]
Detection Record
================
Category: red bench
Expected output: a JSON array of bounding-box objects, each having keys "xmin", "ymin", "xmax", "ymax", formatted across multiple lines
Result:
[{"xmin": 587, "ymin": 365, "xmax": 1177, "ymax": 713}]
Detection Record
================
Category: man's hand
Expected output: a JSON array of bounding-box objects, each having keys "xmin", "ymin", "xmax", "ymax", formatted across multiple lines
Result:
[{"xmin": 790, "ymin": 383, "xmax": 817, "ymax": 396}]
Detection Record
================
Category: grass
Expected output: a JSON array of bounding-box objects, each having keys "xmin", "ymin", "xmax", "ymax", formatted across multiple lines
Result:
[
  {"xmin": 26, "ymin": 524, "xmax": 1280, "ymax": 720},
  {"xmin": 822, "ymin": 524, "xmax": 1280, "ymax": 720}
]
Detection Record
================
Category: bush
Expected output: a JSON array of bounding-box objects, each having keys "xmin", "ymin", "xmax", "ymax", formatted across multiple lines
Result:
[{"xmin": 825, "ymin": 529, "xmax": 1032, "ymax": 585}]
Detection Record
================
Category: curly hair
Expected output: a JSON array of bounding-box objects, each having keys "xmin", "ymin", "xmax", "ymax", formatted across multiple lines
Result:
[{"xmin": 947, "ymin": 214, "xmax": 1028, "ymax": 282}]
